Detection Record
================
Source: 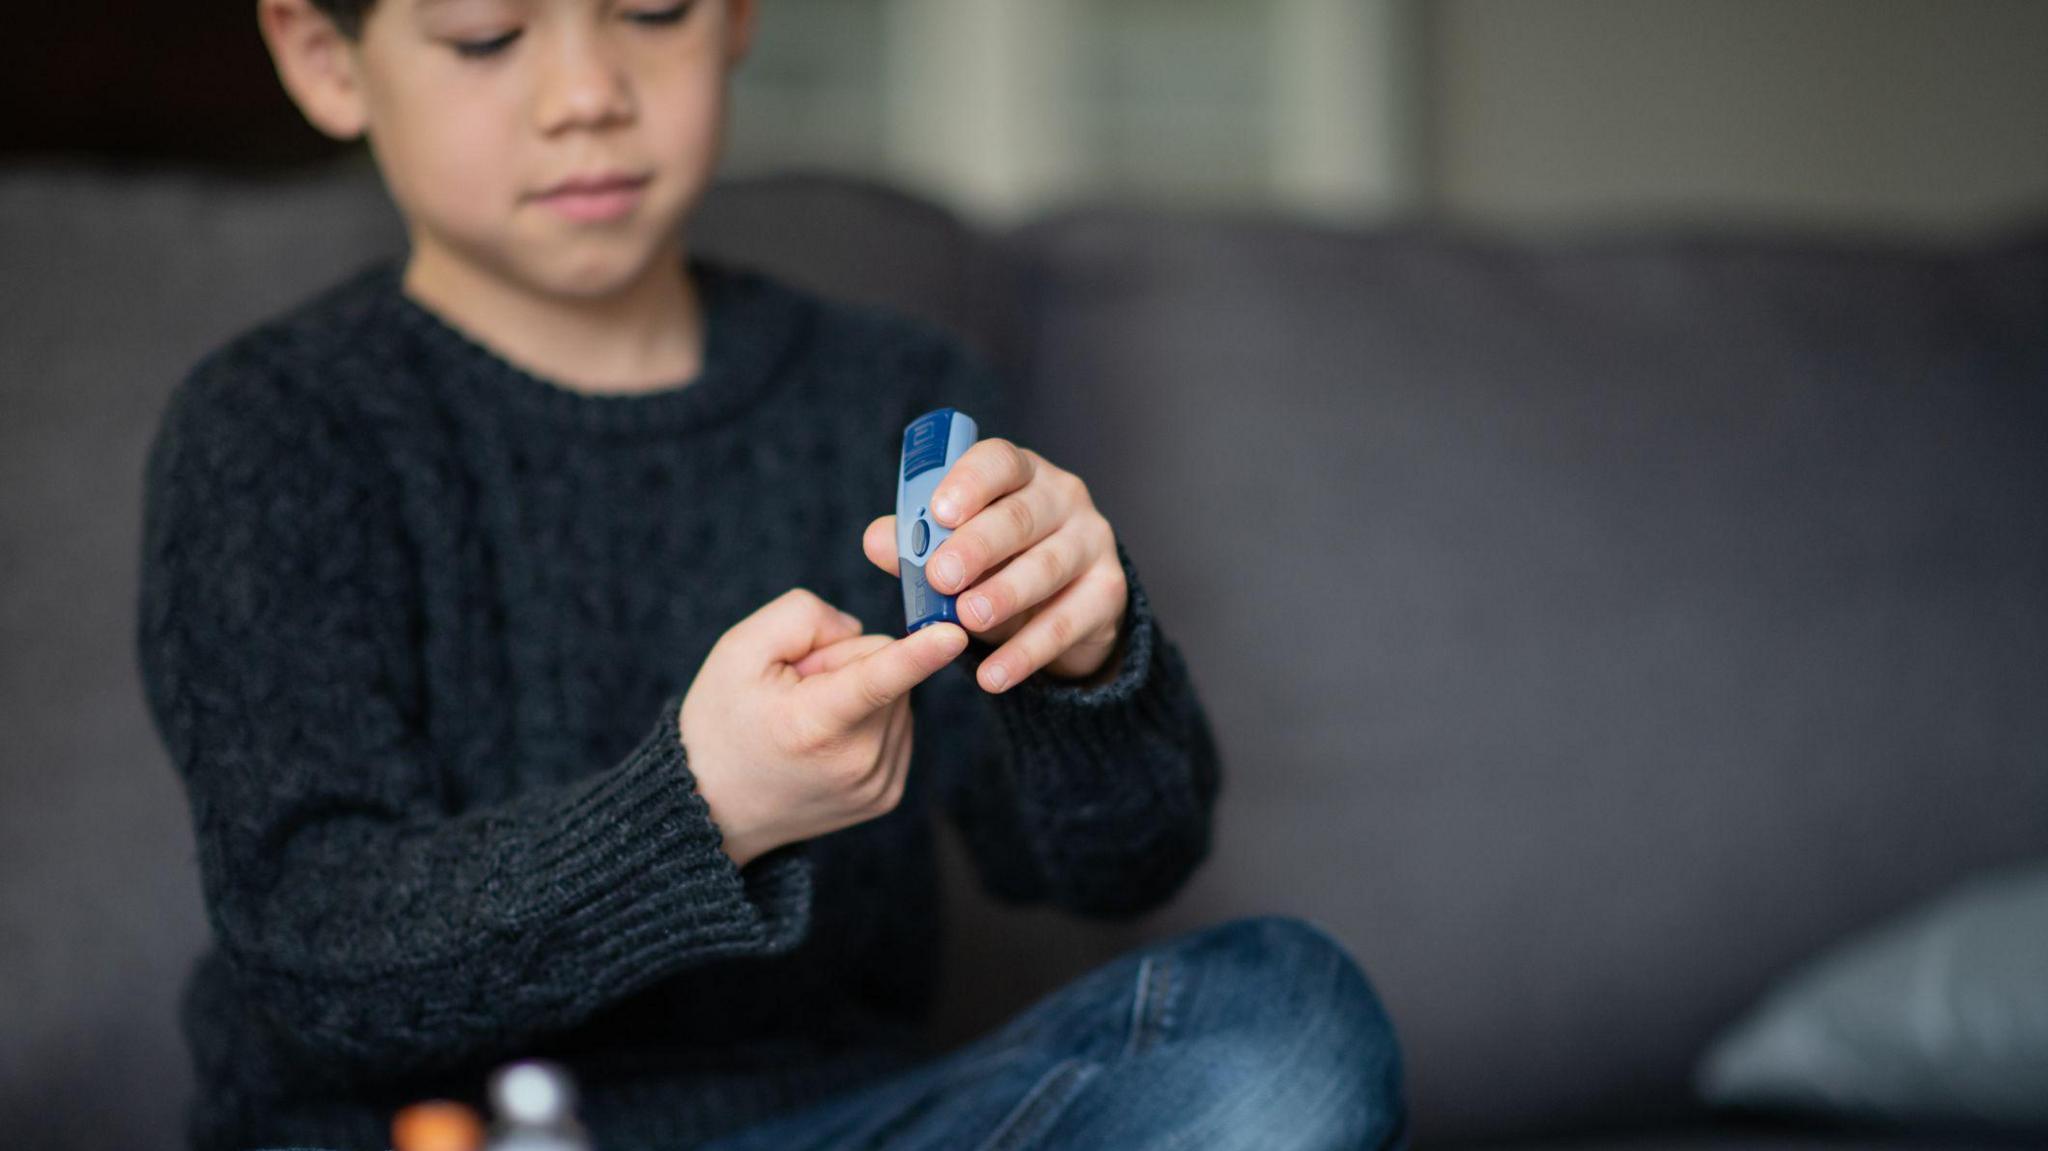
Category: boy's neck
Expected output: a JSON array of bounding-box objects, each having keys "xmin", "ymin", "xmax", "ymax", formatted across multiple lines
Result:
[{"xmin": 400, "ymin": 237, "xmax": 706, "ymax": 397}]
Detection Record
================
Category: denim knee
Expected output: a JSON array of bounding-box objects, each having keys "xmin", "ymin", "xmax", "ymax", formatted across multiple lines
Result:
[{"xmin": 1173, "ymin": 915, "xmax": 1406, "ymax": 1150}]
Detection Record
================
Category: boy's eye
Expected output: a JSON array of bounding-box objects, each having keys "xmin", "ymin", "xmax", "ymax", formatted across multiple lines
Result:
[
  {"xmin": 452, "ymin": 29, "xmax": 522, "ymax": 58},
  {"xmin": 626, "ymin": 1, "xmax": 694, "ymax": 26}
]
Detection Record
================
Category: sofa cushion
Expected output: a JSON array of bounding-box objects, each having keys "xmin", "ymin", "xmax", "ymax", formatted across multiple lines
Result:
[
  {"xmin": 993, "ymin": 210, "xmax": 2048, "ymax": 1141},
  {"xmin": 1459, "ymin": 1130, "xmax": 2045, "ymax": 1151},
  {"xmin": 6, "ymin": 158, "xmax": 2046, "ymax": 1148}
]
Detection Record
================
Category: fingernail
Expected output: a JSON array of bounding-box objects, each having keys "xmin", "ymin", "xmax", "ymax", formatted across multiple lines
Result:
[
  {"xmin": 933, "ymin": 495, "xmax": 958, "ymax": 525},
  {"xmin": 984, "ymin": 663, "xmax": 1009, "ymax": 691},
  {"xmin": 965, "ymin": 594, "xmax": 991, "ymax": 626},
  {"xmin": 838, "ymin": 611, "xmax": 861, "ymax": 630},
  {"xmin": 936, "ymin": 552, "xmax": 963, "ymax": 590}
]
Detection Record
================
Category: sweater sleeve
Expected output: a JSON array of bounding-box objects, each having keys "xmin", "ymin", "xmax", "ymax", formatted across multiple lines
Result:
[
  {"xmin": 134, "ymin": 359, "xmax": 813, "ymax": 1075},
  {"xmin": 904, "ymin": 330, "xmax": 1223, "ymax": 919}
]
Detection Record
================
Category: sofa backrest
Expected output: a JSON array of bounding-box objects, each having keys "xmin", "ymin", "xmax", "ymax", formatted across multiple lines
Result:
[
  {"xmin": 997, "ymin": 209, "xmax": 2048, "ymax": 1140},
  {"xmin": 4, "ymin": 161, "xmax": 2045, "ymax": 1147},
  {"xmin": 3, "ymin": 160, "xmax": 403, "ymax": 1151}
]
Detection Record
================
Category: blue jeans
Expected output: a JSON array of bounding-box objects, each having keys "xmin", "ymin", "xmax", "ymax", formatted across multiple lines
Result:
[{"xmin": 699, "ymin": 915, "xmax": 1407, "ymax": 1151}]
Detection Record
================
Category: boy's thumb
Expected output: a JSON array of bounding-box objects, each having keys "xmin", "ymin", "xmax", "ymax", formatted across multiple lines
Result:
[{"xmin": 735, "ymin": 588, "xmax": 864, "ymax": 665}]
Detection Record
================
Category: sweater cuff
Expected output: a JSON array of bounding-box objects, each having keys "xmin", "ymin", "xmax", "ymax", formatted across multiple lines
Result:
[{"xmin": 499, "ymin": 692, "xmax": 814, "ymax": 991}]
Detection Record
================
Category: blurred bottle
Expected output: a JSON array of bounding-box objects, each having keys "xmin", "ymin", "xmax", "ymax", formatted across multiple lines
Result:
[
  {"xmin": 392, "ymin": 1100, "xmax": 486, "ymax": 1151},
  {"xmin": 486, "ymin": 1060, "xmax": 592, "ymax": 1151}
]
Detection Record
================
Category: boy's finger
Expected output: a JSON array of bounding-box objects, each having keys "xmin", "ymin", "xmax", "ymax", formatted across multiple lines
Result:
[
  {"xmin": 863, "ymin": 515, "xmax": 900, "ymax": 577},
  {"xmin": 735, "ymin": 588, "xmax": 863, "ymax": 665},
  {"xmin": 792, "ymin": 633, "xmax": 891, "ymax": 678},
  {"xmin": 806, "ymin": 623, "xmax": 967, "ymax": 729},
  {"xmin": 924, "ymin": 478, "xmax": 1064, "ymax": 595},
  {"xmin": 930, "ymin": 439, "xmax": 1036, "ymax": 528}
]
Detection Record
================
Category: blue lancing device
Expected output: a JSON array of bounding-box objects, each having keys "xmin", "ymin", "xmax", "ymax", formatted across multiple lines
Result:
[{"xmin": 897, "ymin": 407, "xmax": 979, "ymax": 634}]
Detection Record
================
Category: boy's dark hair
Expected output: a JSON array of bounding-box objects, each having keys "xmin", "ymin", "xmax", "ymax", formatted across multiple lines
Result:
[{"xmin": 310, "ymin": 0, "xmax": 374, "ymax": 39}]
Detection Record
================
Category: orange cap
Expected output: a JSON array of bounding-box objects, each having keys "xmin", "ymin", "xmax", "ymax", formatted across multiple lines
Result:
[{"xmin": 391, "ymin": 1100, "xmax": 486, "ymax": 1151}]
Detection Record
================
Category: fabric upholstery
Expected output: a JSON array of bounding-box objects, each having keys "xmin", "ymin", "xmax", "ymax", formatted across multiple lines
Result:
[{"xmin": 2, "ymin": 160, "xmax": 2043, "ymax": 1148}]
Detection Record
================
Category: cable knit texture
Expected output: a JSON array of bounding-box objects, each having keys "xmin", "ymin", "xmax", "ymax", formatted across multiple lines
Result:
[{"xmin": 134, "ymin": 253, "xmax": 1223, "ymax": 1151}]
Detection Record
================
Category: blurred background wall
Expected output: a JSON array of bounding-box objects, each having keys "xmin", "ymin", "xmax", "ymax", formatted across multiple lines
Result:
[
  {"xmin": 8, "ymin": 0, "xmax": 2046, "ymax": 234},
  {"xmin": 1428, "ymin": 0, "xmax": 2048, "ymax": 236}
]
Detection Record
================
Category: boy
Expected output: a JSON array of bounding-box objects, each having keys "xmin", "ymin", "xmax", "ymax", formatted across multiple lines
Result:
[{"xmin": 134, "ymin": 0, "xmax": 1406, "ymax": 1147}]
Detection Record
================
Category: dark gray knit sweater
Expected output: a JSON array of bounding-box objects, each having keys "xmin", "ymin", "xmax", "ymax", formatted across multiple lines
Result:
[{"xmin": 135, "ymin": 253, "xmax": 1222, "ymax": 1151}]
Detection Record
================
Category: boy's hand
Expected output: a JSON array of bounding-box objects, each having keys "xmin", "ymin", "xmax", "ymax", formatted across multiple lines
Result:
[
  {"xmin": 678, "ymin": 589, "xmax": 969, "ymax": 868},
  {"xmin": 863, "ymin": 439, "xmax": 1128, "ymax": 693}
]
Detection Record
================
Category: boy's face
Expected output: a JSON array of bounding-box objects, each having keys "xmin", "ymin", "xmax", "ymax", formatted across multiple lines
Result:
[{"xmin": 265, "ymin": 0, "xmax": 757, "ymax": 299}]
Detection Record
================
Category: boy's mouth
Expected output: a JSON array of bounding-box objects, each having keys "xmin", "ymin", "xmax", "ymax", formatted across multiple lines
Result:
[{"xmin": 531, "ymin": 172, "xmax": 652, "ymax": 224}]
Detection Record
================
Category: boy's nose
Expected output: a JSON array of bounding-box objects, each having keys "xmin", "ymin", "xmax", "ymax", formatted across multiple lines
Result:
[{"xmin": 533, "ymin": 31, "xmax": 636, "ymax": 133}]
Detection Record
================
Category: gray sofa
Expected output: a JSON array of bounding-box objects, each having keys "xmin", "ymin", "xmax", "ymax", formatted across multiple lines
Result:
[{"xmin": 3, "ymin": 159, "xmax": 2044, "ymax": 1151}]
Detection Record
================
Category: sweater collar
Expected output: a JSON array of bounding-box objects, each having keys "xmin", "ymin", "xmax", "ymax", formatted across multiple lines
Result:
[{"xmin": 376, "ymin": 252, "xmax": 804, "ymax": 436}]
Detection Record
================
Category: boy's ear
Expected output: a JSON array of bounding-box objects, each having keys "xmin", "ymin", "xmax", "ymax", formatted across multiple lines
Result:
[
  {"xmin": 724, "ymin": 0, "xmax": 759, "ymax": 68},
  {"xmin": 257, "ymin": 0, "xmax": 371, "ymax": 141}
]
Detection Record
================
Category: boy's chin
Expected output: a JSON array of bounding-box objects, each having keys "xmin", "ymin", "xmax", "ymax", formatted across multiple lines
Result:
[{"xmin": 503, "ymin": 241, "xmax": 683, "ymax": 301}]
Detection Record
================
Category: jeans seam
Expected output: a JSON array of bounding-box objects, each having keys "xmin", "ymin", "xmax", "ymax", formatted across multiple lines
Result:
[
  {"xmin": 972, "ymin": 1057, "xmax": 1101, "ymax": 1151},
  {"xmin": 833, "ymin": 1047, "xmax": 1037, "ymax": 1150},
  {"xmin": 1120, "ymin": 952, "xmax": 1177, "ymax": 1060}
]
